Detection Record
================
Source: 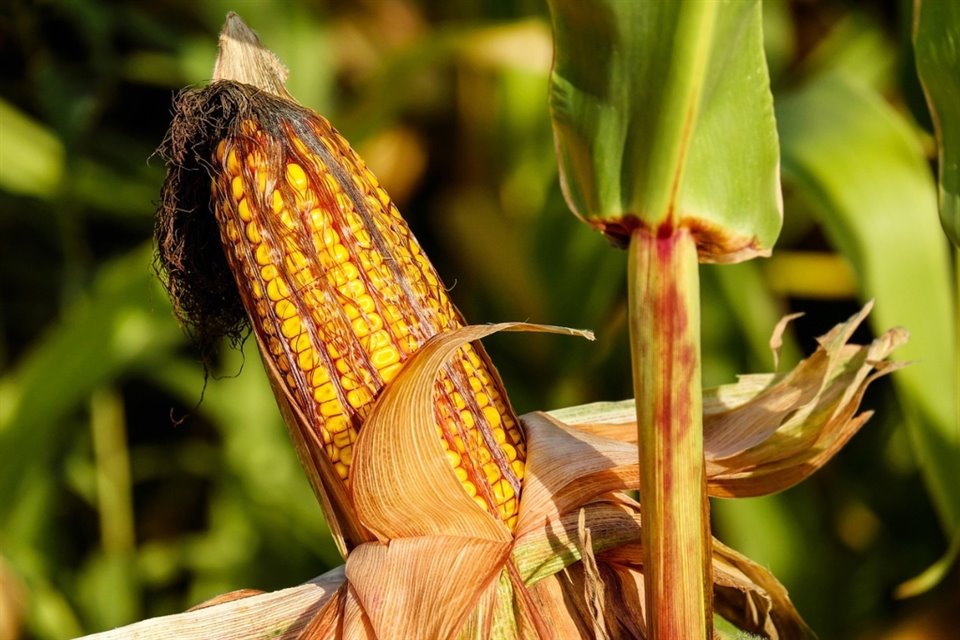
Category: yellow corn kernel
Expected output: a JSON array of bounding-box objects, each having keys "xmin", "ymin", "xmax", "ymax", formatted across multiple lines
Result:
[
  {"xmin": 286, "ymin": 162, "xmax": 308, "ymax": 191},
  {"xmin": 379, "ymin": 362, "xmax": 402, "ymax": 382},
  {"xmin": 482, "ymin": 405, "xmax": 502, "ymax": 428},
  {"xmin": 296, "ymin": 349, "xmax": 315, "ymax": 371},
  {"xmin": 314, "ymin": 382, "xmax": 336, "ymax": 403},
  {"xmin": 280, "ymin": 317, "xmax": 301, "ymax": 339},
  {"xmin": 266, "ymin": 277, "xmax": 289, "ymax": 301}
]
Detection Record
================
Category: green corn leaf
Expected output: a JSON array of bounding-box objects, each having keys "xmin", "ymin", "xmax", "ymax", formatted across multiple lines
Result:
[
  {"xmin": 546, "ymin": 0, "xmax": 781, "ymax": 262},
  {"xmin": 777, "ymin": 73, "xmax": 959, "ymax": 536},
  {"xmin": 913, "ymin": 0, "xmax": 960, "ymax": 247}
]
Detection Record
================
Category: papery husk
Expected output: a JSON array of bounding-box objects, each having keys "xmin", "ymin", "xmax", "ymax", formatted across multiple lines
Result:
[
  {"xmin": 345, "ymin": 537, "xmax": 510, "ymax": 640},
  {"xmin": 514, "ymin": 419, "xmax": 810, "ymax": 638},
  {"xmin": 76, "ymin": 567, "xmax": 347, "ymax": 640},
  {"xmin": 712, "ymin": 540, "xmax": 813, "ymax": 639},
  {"xmin": 351, "ymin": 322, "xmax": 591, "ymax": 543},
  {"xmin": 343, "ymin": 323, "xmax": 592, "ymax": 639},
  {"xmin": 516, "ymin": 413, "xmax": 638, "ymax": 534}
]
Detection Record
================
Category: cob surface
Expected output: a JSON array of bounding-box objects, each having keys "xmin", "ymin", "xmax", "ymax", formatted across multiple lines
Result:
[{"xmin": 208, "ymin": 104, "xmax": 524, "ymax": 528}]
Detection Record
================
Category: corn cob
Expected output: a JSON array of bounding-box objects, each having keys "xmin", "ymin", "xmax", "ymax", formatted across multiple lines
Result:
[{"xmin": 208, "ymin": 108, "xmax": 524, "ymax": 528}]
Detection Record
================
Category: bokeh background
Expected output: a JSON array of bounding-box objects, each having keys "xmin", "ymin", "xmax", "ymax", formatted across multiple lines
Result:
[{"xmin": 1, "ymin": 0, "xmax": 958, "ymax": 637}]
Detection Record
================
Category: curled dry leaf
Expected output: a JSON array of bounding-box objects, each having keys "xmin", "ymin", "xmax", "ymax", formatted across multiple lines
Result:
[{"xmin": 551, "ymin": 304, "xmax": 908, "ymax": 499}]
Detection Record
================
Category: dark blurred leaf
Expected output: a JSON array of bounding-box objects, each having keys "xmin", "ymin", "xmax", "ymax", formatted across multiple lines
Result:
[
  {"xmin": 0, "ymin": 245, "xmax": 182, "ymax": 523},
  {"xmin": 913, "ymin": 0, "xmax": 960, "ymax": 246}
]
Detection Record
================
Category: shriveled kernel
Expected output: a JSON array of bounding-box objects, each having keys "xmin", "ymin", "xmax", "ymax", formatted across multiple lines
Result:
[
  {"xmin": 334, "ymin": 463, "xmax": 349, "ymax": 479},
  {"xmin": 225, "ymin": 220, "xmax": 240, "ymax": 242},
  {"xmin": 459, "ymin": 410, "xmax": 476, "ymax": 429}
]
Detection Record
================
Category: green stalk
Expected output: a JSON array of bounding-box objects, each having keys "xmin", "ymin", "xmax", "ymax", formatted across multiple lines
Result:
[{"xmin": 628, "ymin": 226, "xmax": 710, "ymax": 638}]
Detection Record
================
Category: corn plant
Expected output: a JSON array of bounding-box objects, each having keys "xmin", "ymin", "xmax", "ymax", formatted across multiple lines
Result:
[
  {"xmin": 70, "ymin": 8, "xmax": 916, "ymax": 638},
  {"xmin": 3, "ymin": 1, "xmax": 958, "ymax": 638}
]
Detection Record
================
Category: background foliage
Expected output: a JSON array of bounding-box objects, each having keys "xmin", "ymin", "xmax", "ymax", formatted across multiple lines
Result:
[{"xmin": 1, "ymin": 0, "xmax": 957, "ymax": 637}]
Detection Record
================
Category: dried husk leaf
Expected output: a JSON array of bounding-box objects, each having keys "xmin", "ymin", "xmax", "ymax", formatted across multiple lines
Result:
[
  {"xmin": 712, "ymin": 540, "xmax": 814, "ymax": 639},
  {"xmin": 706, "ymin": 318, "xmax": 908, "ymax": 497},
  {"xmin": 577, "ymin": 509, "xmax": 610, "ymax": 640},
  {"xmin": 76, "ymin": 567, "xmax": 346, "ymax": 640},
  {"xmin": 351, "ymin": 323, "xmax": 592, "ymax": 542},
  {"xmin": 513, "ymin": 497, "xmax": 642, "ymax": 585},
  {"xmin": 344, "ymin": 536, "xmax": 511, "ymax": 640},
  {"xmin": 516, "ymin": 413, "xmax": 637, "ymax": 536},
  {"xmin": 213, "ymin": 13, "xmax": 292, "ymax": 99}
]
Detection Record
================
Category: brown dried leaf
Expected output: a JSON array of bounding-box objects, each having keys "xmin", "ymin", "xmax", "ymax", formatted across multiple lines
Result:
[
  {"xmin": 706, "ymin": 313, "xmax": 908, "ymax": 497},
  {"xmin": 76, "ymin": 567, "xmax": 346, "ymax": 640},
  {"xmin": 516, "ymin": 413, "xmax": 637, "ymax": 536},
  {"xmin": 213, "ymin": 12, "xmax": 292, "ymax": 99},
  {"xmin": 712, "ymin": 539, "xmax": 814, "ymax": 639},
  {"xmin": 546, "ymin": 305, "xmax": 907, "ymax": 499},
  {"xmin": 344, "ymin": 536, "xmax": 511, "ymax": 640}
]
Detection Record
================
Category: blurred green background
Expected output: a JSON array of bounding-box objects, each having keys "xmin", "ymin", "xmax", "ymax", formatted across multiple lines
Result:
[{"xmin": 1, "ymin": 0, "xmax": 958, "ymax": 637}]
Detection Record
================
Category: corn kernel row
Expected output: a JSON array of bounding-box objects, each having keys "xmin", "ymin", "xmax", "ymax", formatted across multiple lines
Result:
[{"xmin": 210, "ymin": 114, "xmax": 523, "ymax": 527}]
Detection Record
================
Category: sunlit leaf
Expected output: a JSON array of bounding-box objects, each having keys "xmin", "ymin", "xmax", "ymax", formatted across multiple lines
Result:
[
  {"xmin": 547, "ymin": 0, "xmax": 781, "ymax": 261},
  {"xmin": 776, "ymin": 73, "xmax": 960, "ymax": 531},
  {"xmin": 0, "ymin": 100, "xmax": 64, "ymax": 198}
]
